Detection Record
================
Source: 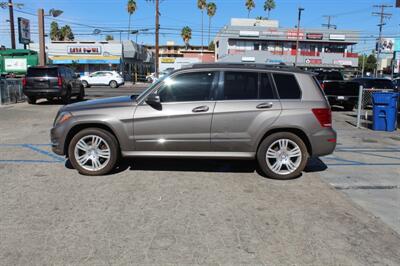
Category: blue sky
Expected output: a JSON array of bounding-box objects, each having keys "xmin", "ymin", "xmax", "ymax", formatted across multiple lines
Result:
[{"xmin": 1, "ymin": 0, "xmax": 399, "ymax": 53}]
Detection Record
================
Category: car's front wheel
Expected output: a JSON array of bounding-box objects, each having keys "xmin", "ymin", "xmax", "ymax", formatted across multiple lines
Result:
[
  {"xmin": 257, "ymin": 132, "xmax": 308, "ymax": 180},
  {"xmin": 109, "ymin": 80, "xmax": 118, "ymax": 88},
  {"xmin": 68, "ymin": 128, "xmax": 119, "ymax": 176}
]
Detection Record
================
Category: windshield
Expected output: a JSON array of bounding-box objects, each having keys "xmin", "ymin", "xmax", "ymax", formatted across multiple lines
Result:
[
  {"xmin": 315, "ymin": 71, "xmax": 343, "ymax": 81},
  {"xmin": 27, "ymin": 68, "xmax": 58, "ymax": 77}
]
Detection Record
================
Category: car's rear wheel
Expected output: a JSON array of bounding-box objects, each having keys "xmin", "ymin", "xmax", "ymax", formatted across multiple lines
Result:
[
  {"xmin": 257, "ymin": 132, "xmax": 308, "ymax": 180},
  {"xmin": 27, "ymin": 96, "xmax": 36, "ymax": 104},
  {"xmin": 109, "ymin": 80, "xmax": 118, "ymax": 88},
  {"xmin": 77, "ymin": 86, "xmax": 85, "ymax": 101},
  {"xmin": 343, "ymin": 103, "xmax": 355, "ymax": 111},
  {"xmin": 68, "ymin": 128, "xmax": 119, "ymax": 176},
  {"xmin": 62, "ymin": 89, "xmax": 71, "ymax": 104},
  {"xmin": 81, "ymin": 80, "xmax": 89, "ymax": 88}
]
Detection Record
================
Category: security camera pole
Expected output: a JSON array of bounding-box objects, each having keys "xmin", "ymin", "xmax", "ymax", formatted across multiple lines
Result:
[{"xmin": 294, "ymin": 7, "xmax": 304, "ymax": 67}]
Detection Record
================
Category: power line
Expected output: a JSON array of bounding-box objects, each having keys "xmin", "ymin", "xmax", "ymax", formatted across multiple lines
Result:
[{"xmin": 322, "ymin": 15, "xmax": 337, "ymax": 29}]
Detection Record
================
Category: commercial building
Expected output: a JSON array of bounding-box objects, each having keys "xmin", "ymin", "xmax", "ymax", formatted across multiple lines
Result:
[
  {"xmin": 29, "ymin": 41, "xmax": 154, "ymax": 80},
  {"xmin": 30, "ymin": 41, "xmax": 123, "ymax": 76},
  {"xmin": 214, "ymin": 18, "xmax": 359, "ymax": 70},
  {"xmin": 145, "ymin": 42, "xmax": 215, "ymax": 72}
]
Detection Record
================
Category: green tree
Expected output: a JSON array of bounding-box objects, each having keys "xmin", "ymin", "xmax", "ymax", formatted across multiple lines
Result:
[
  {"xmin": 50, "ymin": 21, "xmax": 60, "ymax": 41},
  {"xmin": 359, "ymin": 54, "xmax": 377, "ymax": 74},
  {"xmin": 208, "ymin": 41, "xmax": 215, "ymax": 51},
  {"xmin": 197, "ymin": 0, "xmax": 207, "ymax": 49},
  {"xmin": 127, "ymin": 0, "xmax": 137, "ymax": 40},
  {"xmin": 60, "ymin": 25, "xmax": 74, "ymax": 41},
  {"xmin": 264, "ymin": 0, "xmax": 276, "ymax": 19},
  {"xmin": 245, "ymin": 0, "xmax": 255, "ymax": 18},
  {"xmin": 181, "ymin": 26, "xmax": 192, "ymax": 50},
  {"xmin": 206, "ymin": 2, "xmax": 217, "ymax": 44},
  {"xmin": 105, "ymin": 35, "xmax": 114, "ymax": 41}
]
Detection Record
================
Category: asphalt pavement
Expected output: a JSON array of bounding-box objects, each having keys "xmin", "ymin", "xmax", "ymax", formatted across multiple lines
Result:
[{"xmin": 0, "ymin": 86, "xmax": 399, "ymax": 265}]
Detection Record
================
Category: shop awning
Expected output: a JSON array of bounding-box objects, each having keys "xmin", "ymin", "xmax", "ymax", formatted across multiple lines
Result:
[{"xmin": 49, "ymin": 55, "xmax": 121, "ymax": 64}]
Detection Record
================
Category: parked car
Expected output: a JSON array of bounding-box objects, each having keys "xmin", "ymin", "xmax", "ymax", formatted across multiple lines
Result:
[
  {"xmin": 23, "ymin": 66, "xmax": 84, "ymax": 104},
  {"xmin": 146, "ymin": 68, "xmax": 174, "ymax": 83},
  {"xmin": 315, "ymin": 70, "xmax": 360, "ymax": 111},
  {"xmin": 80, "ymin": 71, "xmax": 124, "ymax": 88},
  {"xmin": 352, "ymin": 77, "xmax": 396, "ymax": 105},
  {"xmin": 393, "ymin": 78, "xmax": 400, "ymax": 91},
  {"xmin": 51, "ymin": 63, "xmax": 336, "ymax": 179}
]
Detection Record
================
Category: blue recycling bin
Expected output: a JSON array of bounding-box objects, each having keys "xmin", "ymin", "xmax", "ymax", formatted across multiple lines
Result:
[{"xmin": 372, "ymin": 92, "xmax": 399, "ymax": 132}]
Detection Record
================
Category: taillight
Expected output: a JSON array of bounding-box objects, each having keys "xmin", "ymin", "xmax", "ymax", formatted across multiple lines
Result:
[
  {"xmin": 58, "ymin": 76, "xmax": 63, "ymax": 87},
  {"xmin": 312, "ymin": 108, "xmax": 332, "ymax": 128},
  {"xmin": 22, "ymin": 77, "xmax": 27, "ymax": 87},
  {"xmin": 320, "ymin": 82, "xmax": 325, "ymax": 90}
]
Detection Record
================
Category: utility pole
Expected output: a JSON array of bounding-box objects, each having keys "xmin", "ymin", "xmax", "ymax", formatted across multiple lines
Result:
[
  {"xmin": 155, "ymin": 0, "xmax": 160, "ymax": 77},
  {"xmin": 322, "ymin": 15, "xmax": 337, "ymax": 29},
  {"xmin": 8, "ymin": 0, "xmax": 16, "ymax": 49},
  {"xmin": 294, "ymin": 7, "xmax": 304, "ymax": 68},
  {"xmin": 372, "ymin": 4, "xmax": 392, "ymax": 77},
  {"xmin": 38, "ymin": 8, "xmax": 46, "ymax": 66},
  {"xmin": 361, "ymin": 54, "xmax": 365, "ymax": 77}
]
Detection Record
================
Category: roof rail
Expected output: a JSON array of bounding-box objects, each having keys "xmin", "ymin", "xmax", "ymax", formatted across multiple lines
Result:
[{"xmin": 188, "ymin": 62, "xmax": 305, "ymax": 73}]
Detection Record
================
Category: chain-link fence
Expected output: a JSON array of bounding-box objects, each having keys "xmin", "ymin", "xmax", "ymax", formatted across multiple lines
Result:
[
  {"xmin": 0, "ymin": 78, "xmax": 25, "ymax": 105},
  {"xmin": 356, "ymin": 86, "xmax": 396, "ymax": 129}
]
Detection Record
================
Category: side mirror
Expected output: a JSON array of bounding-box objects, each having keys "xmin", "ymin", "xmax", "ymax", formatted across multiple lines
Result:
[{"xmin": 145, "ymin": 94, "xmax": 161, "ymax": 110}]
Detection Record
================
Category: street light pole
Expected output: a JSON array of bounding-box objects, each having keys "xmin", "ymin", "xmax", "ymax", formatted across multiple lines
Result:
[
  {"xmin": 38, "ymin": 8, "xmax": 46, "ymax": 66},
  {"xmin": 8, "ymin": 0, "xmax": 16, "ymax": 49},
  {"xmin": 294, "ymin": 7, "xmax": 304, "ymax": 68},
  {"xmin": 155, "ymin": 0, "xmax": 160, "ymax": 78}
]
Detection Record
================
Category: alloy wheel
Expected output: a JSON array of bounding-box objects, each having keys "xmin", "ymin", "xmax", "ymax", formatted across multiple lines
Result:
[
  {"xmin": 265, "ymin": 139, "xmax": 302, "ymax": 175},
  {"xmin": 74, "ymin": 135, "xmax": 111, "ymax": 171}
]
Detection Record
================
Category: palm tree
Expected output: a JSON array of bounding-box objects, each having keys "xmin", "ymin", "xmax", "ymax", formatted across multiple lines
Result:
[
  {"xmin": 245, "ymin": 0, "xmax": 255, "ymax": 18},
  {"xmin": 181, "ymin": 26, "xmax": 192, "ymax": 50},
  {"xmin": 50, "ymin": 21, "xmax": 60, "ymax": 41},
  {"xmin": 197, "ymin": 0, "xmax": 207, "ymax": 49},
  {"xmin": 127, "ymin": 0, "xmax": 137, "ymax": 40},
  {"xmin": 264, "ymin": 0, "xmax": 276, "ymax": 19},
  {"xmin": 206, "ymin": 2, "xmax": 217, "ymax": 45}
]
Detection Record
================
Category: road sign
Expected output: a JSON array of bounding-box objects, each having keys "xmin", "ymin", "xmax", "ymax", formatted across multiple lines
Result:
[{"xmin": 18, "ymin": 17, "xmax": 30, "ymax": 44}]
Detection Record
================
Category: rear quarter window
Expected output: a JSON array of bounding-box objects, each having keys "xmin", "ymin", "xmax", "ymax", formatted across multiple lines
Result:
[{"xmin": 272, "ymin": 73, "xmax": 302, "ymax": 99}]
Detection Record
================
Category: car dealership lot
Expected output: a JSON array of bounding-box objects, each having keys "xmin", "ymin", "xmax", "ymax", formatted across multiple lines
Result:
[{"xmin": 1, "ymin": 87, "xmax": 399, "ymax": 264}]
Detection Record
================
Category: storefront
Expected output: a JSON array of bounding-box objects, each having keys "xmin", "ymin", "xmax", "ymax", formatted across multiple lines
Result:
[{"xmin": 29, "ymin": 41, "xmax": 123, "ymax": 76}]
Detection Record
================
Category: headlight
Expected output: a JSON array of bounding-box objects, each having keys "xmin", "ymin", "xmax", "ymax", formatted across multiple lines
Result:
[{"xmin": 54, "ymin": 112, "xmax": 72, "ymax": 126}]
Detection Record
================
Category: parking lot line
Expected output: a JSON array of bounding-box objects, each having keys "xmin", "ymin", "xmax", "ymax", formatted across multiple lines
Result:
[{"xmin": 0, "ymin": 143, "xmax": 64, "ymax": 164}]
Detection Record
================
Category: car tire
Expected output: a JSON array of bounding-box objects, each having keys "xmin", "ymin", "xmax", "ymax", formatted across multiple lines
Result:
[
  {"xmin": 343, "ymin": 103, "xmax": 355, "ymax": 111},
  {"xmin": 62, "ymin": 89, "xmax": 71, "ymax": 104},
  {"xmin": 109, "ymin": 80, "xmax": 118, "ymax": 88},
  {"xmin": 27, "ymin": 96, "xmax": 36, "ymax": 104},
  {"xmin": 257, "ymin": 132, "xmax": 308, "ymax": 180},
  {"xmin": 68, "ymin": 128, "xmax": 119, "ymax": 176},
  {"xmin": 81, "ymin": 80, "xmax": 89, "ymax": 88},
  {"xmin": 77, "ymin": 86, "xmax": 85, "ymax": 101}
]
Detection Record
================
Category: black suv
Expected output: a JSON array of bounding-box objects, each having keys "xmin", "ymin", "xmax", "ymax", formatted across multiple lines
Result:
[{"xmin": 23, "ymin": 66, "xmax": 85, "ymax": 104}]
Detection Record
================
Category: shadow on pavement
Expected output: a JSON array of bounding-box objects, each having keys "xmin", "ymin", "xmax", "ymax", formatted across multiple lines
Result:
[{"xmin": 65, "ymin": 156, "xmax": 328, "ymax": 179}]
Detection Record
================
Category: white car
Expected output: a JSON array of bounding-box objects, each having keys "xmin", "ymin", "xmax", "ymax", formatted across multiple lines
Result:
[{"xmin": 80, "ymin": 71, "xmax": 124, "ymax": 88}]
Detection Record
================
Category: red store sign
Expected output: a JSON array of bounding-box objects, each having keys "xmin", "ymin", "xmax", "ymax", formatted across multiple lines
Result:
[
  {"xmin": 306, "ymin": 33, "xmax": 323, "ymax": 40},
  {"xmin": 305, "ymin": 58, "xmax": 322, "ymax": 64},
  {"xmin": 287, "ymin": 29, "xmax": 304, "ymax": 40}
]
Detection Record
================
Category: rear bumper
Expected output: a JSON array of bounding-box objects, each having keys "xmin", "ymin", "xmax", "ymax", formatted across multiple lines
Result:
[
  {"xmin": 23, "ymin": 88, "xmax": 65, "ymax": 98},
  {"xmin": 310, "ymin": 128, "xmax": 337, "ymax": 157}
]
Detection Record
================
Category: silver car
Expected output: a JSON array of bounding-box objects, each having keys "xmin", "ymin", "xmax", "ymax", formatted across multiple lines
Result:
[{"xmin": 51, "ymin": 63, "xmax": 336, "ymax": 179}]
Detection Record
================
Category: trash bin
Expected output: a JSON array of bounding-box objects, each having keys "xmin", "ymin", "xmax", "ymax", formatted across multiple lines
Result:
[{"xmin": 372, "ymin": 92, "xmax": 399, "ymax": 131}]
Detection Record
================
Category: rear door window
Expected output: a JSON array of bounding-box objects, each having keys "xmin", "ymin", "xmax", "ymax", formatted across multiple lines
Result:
[
  {"xmin": 223, "ymin": 72, "xmax": 258, "ymax": 100},
  {"xmin": 272, "ymin": 73, "xmax": 302, "ymax": 99},
  {"xmin": 27, "ymin": 68, "xmax": 58, "ymax": 77}
]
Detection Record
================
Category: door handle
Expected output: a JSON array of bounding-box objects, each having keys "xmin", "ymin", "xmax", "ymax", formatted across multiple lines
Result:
[
  {"xmin": 256, "ymin": 102, "xmax": 273, "ymax": 109},
  {"xmin": 192, "ymin": 105, "xmax": 209, "ymax": 113}
]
